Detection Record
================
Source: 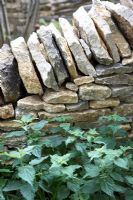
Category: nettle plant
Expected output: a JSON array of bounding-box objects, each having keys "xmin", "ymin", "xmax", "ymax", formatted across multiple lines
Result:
[{"xmin": 0, "ymin": 114, "xmax": 133, "ymax": 200}]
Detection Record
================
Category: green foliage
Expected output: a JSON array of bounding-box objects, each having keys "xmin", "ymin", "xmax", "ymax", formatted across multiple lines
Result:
[{"xmin": 0, "ymin": 114, "xmax": 133, "ymax": 200}]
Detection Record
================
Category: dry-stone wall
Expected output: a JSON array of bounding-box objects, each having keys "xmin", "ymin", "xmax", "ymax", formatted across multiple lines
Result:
[{"xmin": 0, "ymin": 0, "xmax": 133, "ymax": 138}]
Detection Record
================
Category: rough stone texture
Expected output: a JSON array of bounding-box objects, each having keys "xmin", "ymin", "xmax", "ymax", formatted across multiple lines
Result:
[
  {"xmin": 79, "ymin": 84, "xmax": 111, "ymax": 100},
  {"xmin": 15, "ymin": 108, "xmax": 38, "ymax": 120},
  {"xmin": 79, "ymin": 39, "xmax": 92, "ymax": 60},
  {"xmin": 66, "ymin": 101, "xmax": 89, "ymax": 112},
  {"xmin": 92, "ymin": 0, "xmax": 131, "ymax": 58},
  {"xmin": 95, "ymin": 74, "xmax": 133, "ymax": 85},
  {"xmin": 120, "ymin": 96, "xmax": 133, "ymax": 103},
  {"xmin": 0, "ymin": 44, "xmax": 21, "ymax": 103},
  {"xmin": 59, "ymin": 18, "xmax": 96, "ymax": 77},
  {"xmin": 122, "ymin": 52, "xmax": 133, "ymax": 66},
  {"xmin": 90, "ymin": 98, "xmax": 120, "ymax": 108},
  {"xmin": 103, "ymin": 1, "xmax": 133, "ymax": 48},
  {"xmin": 74, "ymin": 76, "xmax": 94, "ymax": 86},
  {"xmin": 0, "ymin": 120, "xmax": 20, "ymax": 131},
  {"xmin": 37, "ymin": 26, "xmax": 68, "ymax": 86},
  {"xmin": 43, "ymin": 89, "xmax": 78, "ymax": 104},
  {"xmin": 0, "ymin": 104, "xmax": 14, "ymax": 119},
  {"xmin": 73, "ymin": 7, "xmax": 113, "ymax": 65},
  {"xmin": 27, "ymin": 32, "xmax": 59, "ymax": 91},
  {"xmin": 114, "ymin": 104, "xmax": 133, "ymax": 116},
  {"xmin": 89, "ymin": 7, "xmax": 120, "ymax": 63},
  {"xmin": 43, "ymin": 102, "xmax": 65, "ymax": 113},
  {"xmin": 49, "ymin": 23, "xmax": 78, "ymax": 79},
  {"xmin": 111, "ymin": 86, "xmax": 133, "ymax": 98},
  {"xmin": 10, "ymin": 37, "xmax": 43, "ymax": 95},
  {"xmin": 65, "ymin": 82, "xmax": 78, "ymax": 92},
  {"xmin": 96, "ymin": 63, "xmax": 133, "ymax": 76},
  {"xmin": 120, "ymin": 0, "xmax": 133, "ymax": 9},
  {"xmin": 38, "ymin": 109, "xmax": 111, "ymax": 123}
]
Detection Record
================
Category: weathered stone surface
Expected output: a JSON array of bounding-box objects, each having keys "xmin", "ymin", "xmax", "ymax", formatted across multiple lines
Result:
[
  {"xmin": 92, "ymin": 0, "xmax": 131, "ymax": 58},
  {"xmin": 74, "ymin": 76, "xmax": 94, "ymax": 86},
  {"xmin": 10, "ymin": 37, "xmax": 43, "ymax": 95},
  {"xmin": 73, "ymin": 7, "xmax": 113, "ymax": 65},
  {"xmin": 114, "ymin": 104, "xmax": 133, "ymax": 116},
  {"xmin": 120, "ymin": 96, "xmax": 133, "ymax": 103},
  {"xmin": 43, "ymin": 102, "xmax": 65, "ymax": 113},
  {"xmin": 79, "ymin": 39, "xmax": 92, "ymax": 60},
  {"xmin": 122, "ymin": 52, "xmax": 133, "ymax": 65},
  {"xmin": 38, "ymin": 109, "xmax": 111, "ymax": 123},
  {"xmin": 37, "ymin": 26, "xmax": 68, "ymax": 86},
  {"xmin": 43, "ymin": 89, "xmax": 78, "ymax": 104},
  {"xmin": 96, "ymin": 74, "xmax": 133, "ymax": 85},
  {"xmin": 0, "ymin": 44, "xmax": 21, "ymax": 103},
  {"xmin": 79, "ymin": 84, "xmax": 111, "ymax": 100},
  {"xmin": 111, "ymin": 86, "xmax": 133, "ymax": 98},
  {"xmin": 27, "ymin": 32, "xmax": 59, "ymax": 91},
  {"xmin": 66, "ymin": 82, "xmax": 78, "ymax": 92},
  {"xmin": 89, "ymin": 7, "xmax": 120, "ymax": 63},
  {"xmin": 59, "ymin": 18, "xmax": 96, "ymax": 77},
  {"xmin": 90, "ymin": 98, "xmax": 120, "ymax": 108},
  {"xmin": 0, "ymin": 120, "xmax": 20, "ymax": 131},
  {"xmin": 0, "ymin": 104, "xmax": 14, "ymax": 119},
  {"xmin": 49, "ymin": 23, "xmax": 78, "ymax": 79},
  {"xmin": 120, "ymin": 0, "xmax": 133, "ymax": 10},
  {"xmin": 15, "ymin": 108, "xmax": 38, "ymax": 119},
  {"xmin": 66, "ymin": 101, "xmax": 89, "ymax": 112},
  {"xmin": 96, "ymin": 63, "xmax": 133, "ymax": 76},
  {"xmin": 103, "ymin": 1, "xmax": 133, "ymax": 48}
]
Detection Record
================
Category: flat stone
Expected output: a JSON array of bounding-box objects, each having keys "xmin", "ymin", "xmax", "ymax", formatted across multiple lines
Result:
[
  {"xmin": 38, "ymin": 109, "xmax": 111, "ymax": 123},
  {"xmin": 27, "ymin": 32, "xmax": 59, "ymax": 91},
  {"xmin": 79, "ymin": 39, "xmax": 92, "ymax": 60},
  {"xmin": 10, "ymin": 37, "xmax": 43, "ymax": 95},
  {"xmin": 122, "ymin": 52, "xmax": 133, "ymax": 65},
  {"xmin": 120, "ymin": 96, "xmax": 133, "ymax": 103},
  {"xmin": 66, "ymin": 101, "xmax": 89, "ymax": 112},
  {"xmin": 103, "ymin": 1, "xmax": 133, "ymax": 48},
  {"xmin": 95, "ymin": 74, "xmax": 133, "ymax": 85},
  {"xmin": 113, "ymin": 104, "xmax": 133, "ymax": 116},
  {"xmin": 90, "ymin": 98, "xmax": 120, "ymax": 108},
  {"xmin": 96, "ymin": 63, "xmax": 133, "ymax": 76},
  {"xmin": 0, "ymin": 44, "xmax": 21, "ymax": 103},
  {"xmin": 65, "ymin": 82, "xmax": 78, "ymax": 92},
  {"xmin": 74, "ymin": 76, "xmax": 94, "ymax": 86},
  {"xmin": 43, "ymin": 102, "xmax": 65, "ymax": 113},
  {"xmin": 59, "ymin": 18, "xmax": 96, "ymax": 77},
  {"xmin": 89, "ymin": 6, "xmax": 120, "ymax": 63},
  {"xmin": 37, "ymin": 26, "xmax": 68, "ymax": 86},
  {"xmin": 0, "ymin": 104, "xmax": 14, "ymax": 119},
  {"xmin": 111, "ymin": 86, "xmax": 133, "ymax": 98},
  {"xmin": 43, "ymin": 89, "xmax": 78, "ymax": 104},
  {"xmin": 49, "ymin": 23, "xmax": 78, "ymax": 79},
  {"xmin": 0, "ymin": 120, "xmax": 20, "ymax": 131},
  {"xmin": 73, "ymin": 7, "xmax": 113, "ymax": 65},
  {"xmin": 79, "ymin": 84, "xmax": 111, "ymax": 100},
  {"xmin": 92, "ymin": 0, "xmax": 131, "ymax": 58}
]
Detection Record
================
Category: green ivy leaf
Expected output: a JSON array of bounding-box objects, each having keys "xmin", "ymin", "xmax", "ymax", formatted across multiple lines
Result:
[
  {"xmin": 18, "ymin": 165, "xmax": 35, "ymax": 186},
  {"xmin": 114, "ymin": 158, "xmax": 128, "ymax": 169},
  {"xmin": 30, "ymin": 120, "xmax": 48, "ymax": 131},
  {"xmin": 59, "ymin": 123, "xmax": 71, "ymax": 131},
  {"xmin": 62, "ymin": 165, "xmax": 81, "ymax": 177},
  {"xmin": 21, "ymin": 114, "xmax": 35, "ymax": 124},
  {"xmin": 125, "ymin": 176, "xmax": 133, "ymax": 185},
  {"xmin": 57, "ymin": 185, "xmax": 70, "ymax": 200},
  {"xmin": 125, "ymin": 190, "xmax": 133, "ymax": 200},
  {"xmin": 20, "ymin": 183, "xmax": 35, "ymax": 200},
  {"xmin": 100, "ymin": 178, "xmax": 115, "ymax": 197},
  {"xmin": 81, "ymin": 180, "xmax": 99, "ymax": 194},
  {"xmin": 84, "ymin": 164, "xmax": 100, "ymax": 178},
  {"xmin": 29, "ymin": 157, "xmax": 48, "ymax": 166},
  {"xmin": 3, "ymin": 181, "xmax": 22, "ymax": 191},
  {"xmin": 65, "ymin": 136, "xmax": 76, "ymax": 146}
]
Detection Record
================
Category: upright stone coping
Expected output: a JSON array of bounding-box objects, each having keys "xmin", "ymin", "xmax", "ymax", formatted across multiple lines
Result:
[{"xmin": 0, "ymin": 0, "xmax": 133, "ymax": 138}]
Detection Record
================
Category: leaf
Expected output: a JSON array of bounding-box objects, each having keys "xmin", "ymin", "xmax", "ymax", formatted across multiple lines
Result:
[
  {"xmin": 18, "ymin": 165, "xmax": 35, "ymax": 186},
  {"xmin": 29, "ymin": 157, "xmax": 48, "ymax": 165},
  {"xmin": 110, "ymin": 172, "xmax": 124, "ymax": 182},
  {"xmin": 84, "ymin": 164, "xmax": 100, "ymax": 178},
  {"xmin": 100, "ymin": 178, "xmax": 115, "ymax": 197},
  {"xmin": 3, "ymin": 181, "xmax": 22, "ymax": 191},
  {"xmin": 125, "ymin": 190, "xmax": 133, "ymax": 200},
  {"xmin": 50, "ymin": 153, "xmax": 71, "ymax": 167},
  {"xmin": 43, "ymin": 135, "xmax": 65, "ymax": 148},
  {"xmin": 125, "ymin": 176, "xmax": 133, "ymax": 185},
  {"xmin": 62, "ymin": 165, "xmax": 81, "ymax": 177},
  {"xmin": 65, "ymin": 136, "xmax": 76, "ymax": 146},
  {"xmin": 50, "ymin": 116, "xmax": 72, "ymax": 123},
  {"xmin": 57, "ymin": 185, "xmax": 70, "ymax": 200},
  {"xmin": 5, "ymin": 131, "xmax": 25, "ymax": 138},
  {"xmin": 21, "ymin": 114, "xmax": 35, "ymax": 124},
  {"xmin": 59, "ymin": 123, "xmax": 71, "ymax": 131},
  {"xmin": 81, "ymin": 180, "xmax": 99, "ymax": 194},
  {"xmin": 20, "ymin": 183, "xmax": 35, "ymax": 200},
  {"xmin": 114, "ymin": 158, "xmax": 128, "ymax": 169},
  {"xmin": 67, "ymin": 180, "xmax": 80, "ymax": 192},
  {"xmin": 30, "ymin": 120, "xmax": 48, "ymax": 131},
  {"xmin": 31, "ymin": 145, "xmax": 42, "ymax": 158},
  {"xmin": 0, "ymin": 169, "xmax": 12, "ymax": 173}
]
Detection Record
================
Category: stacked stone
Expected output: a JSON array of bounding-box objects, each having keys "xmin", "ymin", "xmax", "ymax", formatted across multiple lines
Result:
[{"xmin": 0, "ymin": 0, "xmax": 133, "ymax": 134}]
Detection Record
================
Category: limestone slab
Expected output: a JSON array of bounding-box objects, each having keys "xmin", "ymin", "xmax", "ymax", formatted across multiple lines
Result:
[
  {"xmin": 59, "ymin": 18, "xmax": 96, "ymax": 77},
  {"xmin": 10, "ymin": 37, "xmax": 43, "ymax": 95},
  {"xmin": 113, "ymin": 104, "xmax": 133, "ymax": 116},
  {"xmin": 74, "ymin": 76, "xmax": 94, "ymax": 86},
  {"xmin": 0, "ymin": 104, "xmax": 14, "ymax": 119},
  {"xmin": 79, "ymin": 84, "xmax": 111, "ymax": 100},
  {"xmin": 43, "ymin": 102, "xmax": 65, "ymax": 113},
  {"xmin": 111, "ymin": 86, "xmax": 133, "ymax": 98},
  {"xmin": 79, "ymin": 39, "xmax": 92, "ymax": 60},
  {"xmin": 37, "ymin": 26, "xmax": 68, "ymax": 86},
  {"xmin": 73, "ymin": 7, "xmax": 113, "ymax": 65},
  {"xmin": 90, "ymin": 98, "xmax": 120, "ymax": 109},
  {"xmin": 27, "ymin": 32, "xmax": 59, "ymax": 91},
  {"xmin": 66, "ymin": 101, "xmax": 89, "ymax": 112},
  {"xmin": 0, "ymin": 120, "xmax": 20, "ymax": 131},
  {"xmin": 65, "ymin": 82, "xmax": 78, "ymax": 92}
]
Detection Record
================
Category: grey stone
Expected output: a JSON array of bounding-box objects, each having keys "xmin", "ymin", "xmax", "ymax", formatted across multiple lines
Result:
[
  {"xmin": 0, "ymin": 44, "xmax": 21, "ymax": 103},
  {"xmin": 73, "ymin": 7, "xmax": 113, "ymax": 65},
  {"xmin": 122, "ymin": 52, "xmax": 133, "ymax": 65},
  {"xmin": 66, "ymin": 101, "xmax": 89, "ymax": 112},
  {"xmin": 27, "ymin": 32, "xmax": 59, "ymax": 91},
  {"xmin": 74, "ymin": 76, "xmax": 94, "ymax": 86},
  {"xmin": 79, "ymin": 39, "xmax": 92, "ymax": 60},
  {"xmin": 65, "ymin": 82, "xmax": 78, "ymax": 92},
  {"xmin": 90, "ymin": 98, "xmax": 120, "ymax": 108},
  {"xmin": 79, "ymin": 84, "xmax": 111, "ymax": 100},
  {"xmin": 37, "ymin": 26, "xmax": 68, "ymax": 86},
  {"xmin": 10, "ymin": 37, "xmax": 43, "ymax": 95},
  {"xmin": 95, "ymin": 74, "xmax": 133, "ymax": 85},
  {"xmin": 111, "ymin": 86, "xmax": 133, "ymax": 98},
  {"xmin": 113, "ymin": 104, "xmax": 133, "ymax": 116},
  {"xmin": 120, "ymin": 96, "xmax": 133, "ymax": 103},
  {"xmin": 59, "ymin": 18, "xmax": 96, "ymax": 77}
]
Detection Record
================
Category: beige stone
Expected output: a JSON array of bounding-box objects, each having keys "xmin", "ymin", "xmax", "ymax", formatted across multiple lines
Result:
[
  {"xmin": 113, "ymin": 104, "xmax": 133, "ymax": 116},
  {"xmin": 65, "ymin": 82, "xmax": 78, "ymax": 92},
  {"xmin": 0, "ymin": 120, "xmax": 20, "ymax": 131},
  {"xmin": 122, "ymin": 52, "xmax": 133, "ymax": 65},
  {"xmin": 79, "ymin": 84, "xmax": 111, "ymax": 100},
  {"xmin": 74, "ymin": 76, "xmax": 94, "ymax": 86},
  {"xmin": 0, "ymin": 104, "xmax": 14, "ymax": 119},
  {"xmin": 10, "ymin": 37, "xmax": 43, "ymax": 95},
  {"xmin": 43, "ymin": 89, "xmax": 78, "ymax": 104},
  {"xmin": 43, "ymin": 102, "xmax": 65, "ymax": 113},
  {"xmin": 90, "ymin": 98, "xmax": 120, "ymax": 109},
  {"xmin": 66, "ymin": 101, "xmax": 89, "ymax": 112}
]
